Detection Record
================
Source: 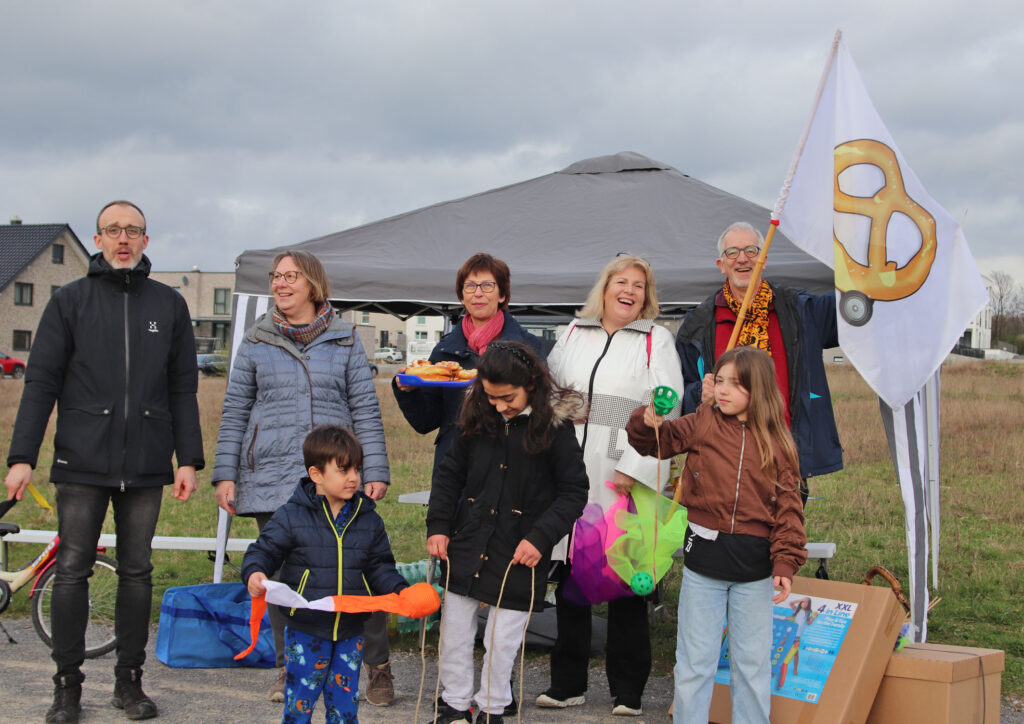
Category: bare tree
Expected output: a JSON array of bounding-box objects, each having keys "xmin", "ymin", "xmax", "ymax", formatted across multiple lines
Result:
[{"xmin": 988, "ymin": 271, "xmax": 1024, "ymax": 343}]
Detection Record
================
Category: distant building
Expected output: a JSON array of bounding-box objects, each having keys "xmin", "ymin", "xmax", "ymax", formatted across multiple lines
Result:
[
  {"xmin": 150, "ymin": 268, "xmax": 235, "ymax": 351},
  {"xmin": 0, "ymin": 219, "xmax": 91, "ymax": 362},
  {"xmin": 956, "ymin": 276, "xmax": 994, "ymax": 354},
  {"xmin": 340, "ymin": 310, "xmax": 407, "ymax": 353}
]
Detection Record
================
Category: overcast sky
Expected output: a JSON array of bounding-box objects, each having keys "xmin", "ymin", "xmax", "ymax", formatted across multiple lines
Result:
[{"xmin": 3, "ymin": 1, "xmax": 1021, "ymax": 289}]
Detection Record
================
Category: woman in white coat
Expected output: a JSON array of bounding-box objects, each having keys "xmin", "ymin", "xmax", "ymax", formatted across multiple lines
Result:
[{"xmin": 537, "ymin": 254, "xmax": 683, "ymax": 717}]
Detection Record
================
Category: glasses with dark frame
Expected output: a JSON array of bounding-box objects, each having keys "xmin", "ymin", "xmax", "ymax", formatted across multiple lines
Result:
[
  {"xmin": 721, "ymin": 245, "xmax": 761, "ymax": 260},
  {"xmin": 463, "ymin": 281, "xmax": 498, "ymax": 294},
  {"xmin": 269, "ymin": 271, "xmax": 304, "ymax": 284},
  {"xmin": 99, "ymin": 225, "xmax": 146, "ymax": 239}
]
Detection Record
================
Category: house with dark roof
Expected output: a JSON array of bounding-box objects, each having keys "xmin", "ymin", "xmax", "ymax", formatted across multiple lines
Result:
[{"xmin": 0, "ymin": 218, "xmax": 92, "ymax": 363}]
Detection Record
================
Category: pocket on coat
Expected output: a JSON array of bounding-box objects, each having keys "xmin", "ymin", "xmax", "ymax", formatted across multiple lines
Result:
[
  {"xmin": 53, "ymin": 405, "xmax": 114, "ymax": 474},
  {"xmin": 139, "ymin": 407, "xmax": 175, "ymax": 474}
]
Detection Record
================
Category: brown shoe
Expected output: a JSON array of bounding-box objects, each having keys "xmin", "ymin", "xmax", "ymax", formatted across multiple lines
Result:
[
  {"xmin": 268, "ymin": 666, "xmax": 287, "ymax": 703},
  {"xmin": 365, "ymin": 661, "xmax": 394, "ymax": 706}
]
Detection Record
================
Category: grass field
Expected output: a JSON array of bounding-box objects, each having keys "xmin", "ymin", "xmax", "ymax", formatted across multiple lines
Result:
[{"xmin": 1, "ymin": 361, "xmax": 1021, "ymax": 698}]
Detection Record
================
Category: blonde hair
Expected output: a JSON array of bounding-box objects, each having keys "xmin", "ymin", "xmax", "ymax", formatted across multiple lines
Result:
[
  {"xmin": 578, "ymin": 255, "xmax": 659, "ymax": 321},
  {"xmin": 714, "ymin": 346, "xmax": 801, "ymax": 485},
  {"xmin": 270, "ymin": 250, "xmax": 331, "ymax": 306}
]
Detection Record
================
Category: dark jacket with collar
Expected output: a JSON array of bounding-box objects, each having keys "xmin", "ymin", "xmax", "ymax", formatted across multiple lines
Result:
[
  {"xmin": 426, "ymin": 396, "xmax": 589, "ymax": 611},
  {"xmin": 242, "ymin": 480, "xmax": 408, "ymax": 642},
  {"xmin": 675, "ymin": 284, "xmax": 842, "ymax": 479},
  {"xmin": 392, "ymin": 310, "xmax": 545, "ymax": 480},
  {"xmin": 7, "ymin": 253, "xmax": 204, "ymax": 487}
]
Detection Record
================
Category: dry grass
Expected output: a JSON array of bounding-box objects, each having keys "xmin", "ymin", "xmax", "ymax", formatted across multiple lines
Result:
[{"xmin": 2, "ymin": 363, "xmax": 1022, "ymax": 696}]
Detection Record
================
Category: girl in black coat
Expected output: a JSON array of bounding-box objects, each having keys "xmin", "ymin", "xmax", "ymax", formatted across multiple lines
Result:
[{"xmin": 426, "ymin": 342, "xmax": 589, "ymax": 723}]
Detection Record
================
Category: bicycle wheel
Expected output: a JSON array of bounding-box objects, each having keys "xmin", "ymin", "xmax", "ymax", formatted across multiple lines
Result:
[{"xmin": 32, "ymin": 554, "xmax": 118, "ymax": 658}]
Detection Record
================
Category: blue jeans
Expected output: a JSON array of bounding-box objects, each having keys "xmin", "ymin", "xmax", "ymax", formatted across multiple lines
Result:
[
  {"xmin": 52, "ymin": 482, "xmax": 163, "ymax": 683},
  {"xmin": 673, "ymin": 568, "xmax": 773, "ymax": 724}
]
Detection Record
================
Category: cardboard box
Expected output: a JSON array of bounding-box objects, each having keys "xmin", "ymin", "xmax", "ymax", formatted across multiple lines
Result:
[
  {"xmin": 866, "ymin": 643, "xmax": 1004, "ymax": 724},
  {"xmin": 709, "ymin": 576, "xmax": 904, "ymax": 724}
]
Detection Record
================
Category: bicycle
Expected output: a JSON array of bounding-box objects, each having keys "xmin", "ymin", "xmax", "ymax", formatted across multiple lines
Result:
[{"xmin": 0, "ymin": 498, "xmax": 118, "ymax": 657}]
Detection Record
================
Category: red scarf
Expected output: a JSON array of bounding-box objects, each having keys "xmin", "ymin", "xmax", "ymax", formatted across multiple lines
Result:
[{"xmin": 462, "ymin": 311, "xmax": 505, "ymax": 355}]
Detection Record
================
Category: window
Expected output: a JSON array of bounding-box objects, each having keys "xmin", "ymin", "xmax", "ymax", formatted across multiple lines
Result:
[
  {"xmin": 415, "ymin": 331, "xmax": 428, "ymax": 340},
  {"xmin": 213, "ymin": 288, "xmax": 230, "ymax": 315},
  {"xmin": 13, "ymin": 330, "xmax": 32, "ymax": 350},
  {"xmin": 14, "ymin": 282, "xmax": 33, "ymax": 306},
  {"xmin": 52, "ymin": 244, "xmax": 65, "ymax": 264},
  {"xmin": 360, "ymin": 312, "xmax": 370, "ymax": 324},
  {"xmin": 416, "ymin": 316, "xmax": 426, "ymax": 325}
]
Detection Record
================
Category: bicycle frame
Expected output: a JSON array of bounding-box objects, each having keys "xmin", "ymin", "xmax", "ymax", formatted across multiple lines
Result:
[{"xmin": 0, "ymin": 535, "xmax": 108, "ymax": 599}]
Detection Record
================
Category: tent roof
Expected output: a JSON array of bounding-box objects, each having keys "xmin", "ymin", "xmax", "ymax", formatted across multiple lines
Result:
[{"xmin": 234, "ymin": 151, "xmax": 832, "ymax": 317}]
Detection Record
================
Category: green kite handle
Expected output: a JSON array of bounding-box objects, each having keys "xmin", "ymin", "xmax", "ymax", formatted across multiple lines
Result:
[{"xmin": 652, "ymin": 385, "xmax": 678, "ymax": 416}]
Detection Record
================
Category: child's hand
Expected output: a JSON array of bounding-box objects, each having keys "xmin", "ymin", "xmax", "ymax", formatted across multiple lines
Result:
[
  {"xmin": 247, "ymin": 572, "xmax": 268, "ymax": 597},
  {"xmin": 611, "ymin": 470, "xmax": 636, "ymax": 497},
  {"xmin": 772, "ymin": 575, "xmax": 792, "ymax": 603},
  {"xmin": 427, "ymin": 534, "xmax": 450, "ymax": 561},
  {"xmin": 701, "ymin": 373, "xmax": 715, "ymax": 405},
  {"xmin": 512, "ymin": 539, "xmax": 541, "ymax": 568},
  {"xmin": 642, "ymin": 405, "xmax": 663, "ymax": 429}
]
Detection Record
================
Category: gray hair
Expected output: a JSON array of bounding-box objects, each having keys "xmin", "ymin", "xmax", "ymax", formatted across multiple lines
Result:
[{"xmin": 716, "ymin": 221, "xmax": 764, "ymax": 256}]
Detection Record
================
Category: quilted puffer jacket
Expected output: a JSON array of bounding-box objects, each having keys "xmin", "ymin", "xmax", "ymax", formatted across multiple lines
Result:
[{"xmin": 213, "ymin": 313, "xmax": 388, "ymax": 515}]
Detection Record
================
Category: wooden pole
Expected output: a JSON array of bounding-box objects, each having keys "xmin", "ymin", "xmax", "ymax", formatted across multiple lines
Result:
[{"xmin": 725, "ymin": 221, "xmax": 779, "ymax": 352}]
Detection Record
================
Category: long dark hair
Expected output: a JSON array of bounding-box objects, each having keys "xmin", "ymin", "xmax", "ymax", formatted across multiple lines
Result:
[{"xmin": 459, "ymin": 341, "xmax": 580, "ymax": 454}]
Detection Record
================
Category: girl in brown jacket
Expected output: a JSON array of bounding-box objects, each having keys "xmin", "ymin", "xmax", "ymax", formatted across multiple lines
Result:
[{"xmin": 626, "ymin": 346, "xmax": 806, "ymax": 724}]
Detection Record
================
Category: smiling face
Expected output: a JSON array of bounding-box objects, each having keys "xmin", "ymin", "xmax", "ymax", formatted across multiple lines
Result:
[
  {"xmin": 714, "ymin": 361, "xmax": 751, "ymax": 421},
  {"xmin": 271, "ymin": 255, "xmax": 317, "ymax": 324},
  {"xmin": 309, "ymin": 458, "xmax": 361, "ymax": 509},
  {"xmin": 482, "ymin": 379, "xmax": 530, "ymax": 419},
  {"xmin": 461, "ymin": 270, "xmax": 506, "ymax": 327},
  {"xmin": 716, "ymin": 227, "xmax": 762, "ymax": 298},
  {"xmin": 601, "ymin": 264, "xmax": 647, "ymax": 333},
  {"xmin": 94, "ymin": 203, "xmax": 148, "ymax": 269}
]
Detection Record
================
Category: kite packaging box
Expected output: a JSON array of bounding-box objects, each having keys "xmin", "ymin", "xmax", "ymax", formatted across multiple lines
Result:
[
  {"xmin": 866, "ymin": 643, "xmax": 1004, "ymax": 724},
  {"xmin": 709, "ymin": 576, "xmax": 904, "ymax": 724}
]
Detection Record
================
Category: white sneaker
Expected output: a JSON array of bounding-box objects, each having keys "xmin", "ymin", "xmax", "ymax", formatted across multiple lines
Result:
[
  {"xmin": 535, "ymin": 691, "xmax": 585, "ymax": 708},
  {"xmin": 612, "ymin": 703, "xmax": 643, "ymax": 716}
]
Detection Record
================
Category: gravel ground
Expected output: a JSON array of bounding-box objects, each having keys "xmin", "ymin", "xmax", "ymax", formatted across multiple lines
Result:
[{"xmin": 1, "ymin": 616, "xmax": 1020, "ymax": 723}]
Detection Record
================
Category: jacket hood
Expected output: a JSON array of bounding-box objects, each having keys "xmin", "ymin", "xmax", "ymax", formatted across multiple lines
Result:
[
  {"xmin": 288, "ymin": 477, "xmax": 376, "ymax": 514},
  {"xmin": 551, "ymin": 390, "xmax": 588, "ymax": 425}
]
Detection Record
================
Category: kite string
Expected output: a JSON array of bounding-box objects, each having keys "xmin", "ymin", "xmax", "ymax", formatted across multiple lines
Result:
[
  {"xmin": 483, "ymin": 558, "xmax": 534, "ymax": 724},
  {"xmin": 422, "ymin": 561, "xmax": 450, "ymax": 724}
]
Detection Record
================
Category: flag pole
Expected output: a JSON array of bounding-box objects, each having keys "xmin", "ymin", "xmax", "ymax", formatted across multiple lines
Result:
[{"xmin": 726, "ymin": 29, "xmax": 843, "ymax": 352}]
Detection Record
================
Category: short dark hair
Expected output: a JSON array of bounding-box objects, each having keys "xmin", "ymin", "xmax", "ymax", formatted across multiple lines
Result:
[
  {"xmin": 96, "ymin": 200, "xmax": 146, "ymax": 232},
  {"xmin": 455, "ymin": 253, "xmax": 511, "ymax": 309},
  {"xmin": 302, "ymin": 424, "xmax": 363, "ymax": 472}
]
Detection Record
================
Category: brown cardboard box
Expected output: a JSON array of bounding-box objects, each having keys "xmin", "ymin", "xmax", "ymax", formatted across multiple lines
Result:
[
  {"xmin": 709, "ymin": 576, "xmax": 904, "ymax": 724},
  {"xmin": 866, "ymin": 643, "xmax": 1004, "ymax": 724}
]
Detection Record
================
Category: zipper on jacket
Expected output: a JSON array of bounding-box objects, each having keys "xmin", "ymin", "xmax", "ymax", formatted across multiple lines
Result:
[
  {"xmin": 120, "ymin": 274, "xmax": 131, "ymax": 492},
  {"xmin": 290, "ymin": 569, "xmax": 311, "ymax": 617},
  {"xmin": 729, "ymin": 423, "xmax": 746, "ymax": 533},
  {"xmin": 580, "ymin": 331, "xmax": 617, "ymax": 454},
  {"xmin": 322, "ymin": 496, "xmax": 363, "ymax": 640}
]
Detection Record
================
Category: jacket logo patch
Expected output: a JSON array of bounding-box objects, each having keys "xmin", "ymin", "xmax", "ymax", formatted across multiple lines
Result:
[
  {"xmin": 148, "ymin": 321, "xmax": 159, "ymax": 333},
  {"xmin": 56, "ymin": 458, "xmax": 69, "ymax": 465}
]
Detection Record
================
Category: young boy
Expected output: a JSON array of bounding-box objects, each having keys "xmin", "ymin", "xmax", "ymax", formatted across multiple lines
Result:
[{"xmin": 243, "ymin": 424, "xmax": 408, "ymax": 724}]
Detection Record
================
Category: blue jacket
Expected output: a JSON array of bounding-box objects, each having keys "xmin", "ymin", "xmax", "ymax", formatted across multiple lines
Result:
[
  {"xmin": 213, "ymin": 313, "xmax": 388, "ymax": 515},
  {"xmin": 392, "ymin": 310, "xmax": 544, "ymax": 480},
  {"xmin": 675, "ymin": 285, "xmax": 842, "ymax": 479},
  {"xmin": 241, "ymin": 480, "xmax": 407, "ymax": 642}
]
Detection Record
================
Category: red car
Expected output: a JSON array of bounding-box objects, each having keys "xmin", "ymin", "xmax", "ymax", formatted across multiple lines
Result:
[{"xmin": 1, "ymin": 351, "xmax": 26, "ymax": 379}]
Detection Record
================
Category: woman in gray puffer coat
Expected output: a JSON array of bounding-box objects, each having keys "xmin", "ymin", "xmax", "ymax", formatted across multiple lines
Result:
[{"xmin": 212, "ymin": 249, "xmax": 392, "ymax": 703}]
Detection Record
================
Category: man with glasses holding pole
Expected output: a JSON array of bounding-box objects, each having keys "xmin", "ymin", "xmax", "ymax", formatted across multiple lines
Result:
[
  {"xmin": 5, "ymin": 200, "xmax": 204, "ymax": 723},
  {"xmin": 675, "ymin": 221, "xmax": 842, "ymax": 503}
]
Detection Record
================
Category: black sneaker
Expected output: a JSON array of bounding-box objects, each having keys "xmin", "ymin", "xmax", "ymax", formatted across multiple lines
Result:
[
  {"xmin": 535, "ymin": 688, "xmax": 585, "ymax": 708},
  {"xmin": 112, "ymin": 669, "xmax": 158, "ymax": 720},
  {"xmin": 428, "ymin": 697, "xmax": 472, "ymax": 724},
  {"xmin": 45, "ymin": 678, "xmax": 82, "ymax": 724},
  {"xmin": 477, "ymin": 714, "xmax": 503, "ymax": 723}
]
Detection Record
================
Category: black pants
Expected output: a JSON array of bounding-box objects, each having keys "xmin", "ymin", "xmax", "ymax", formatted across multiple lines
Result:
[{"xmin": 550, "ymin": 578, "xmax": 651, "ymax": 707}]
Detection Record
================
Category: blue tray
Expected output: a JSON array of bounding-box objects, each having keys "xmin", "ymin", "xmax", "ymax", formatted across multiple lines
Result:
[{"xmin": 396, "ymin": 374, "xmax": 472, "ymax": 388}]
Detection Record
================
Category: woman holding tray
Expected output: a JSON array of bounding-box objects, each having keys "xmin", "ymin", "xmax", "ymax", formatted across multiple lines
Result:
[
  {"xmin": 211, "ymin": 249, "xmax": 395, "ymax": 705},
  {"xmin": 393, "ymin": 253, "xmax": 544, "ymax": 481}
]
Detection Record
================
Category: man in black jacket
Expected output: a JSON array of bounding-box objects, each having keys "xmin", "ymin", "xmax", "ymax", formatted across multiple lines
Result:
[{"xmin": 4, "ymin": 200, "xmax": 205, "ymax": 723}]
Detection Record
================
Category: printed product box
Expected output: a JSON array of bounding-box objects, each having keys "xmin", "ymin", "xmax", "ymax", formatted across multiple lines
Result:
[
  {"xmin": 866, "ymin": 643, "xmax": 1004, "ymax": 724},
  {"xmin": 709, "ymin": 576, "xmax": 904, "ymax": 724}
]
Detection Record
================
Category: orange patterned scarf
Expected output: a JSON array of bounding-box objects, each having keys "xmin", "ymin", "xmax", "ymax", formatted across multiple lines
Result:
[{"xmin": 722, "ymin": 280, "xmax": 773, "ymax": 354}]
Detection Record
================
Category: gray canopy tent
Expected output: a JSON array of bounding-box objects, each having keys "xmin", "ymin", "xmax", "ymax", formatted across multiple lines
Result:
[{"xmin": 213, "ymin": 151, "xmax": 834, "ymax": 580}]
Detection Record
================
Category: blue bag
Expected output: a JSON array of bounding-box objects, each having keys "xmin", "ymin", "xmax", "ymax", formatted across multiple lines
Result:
[{"xmin": 156, "ymin": 582, "xmax": 275, "ymax": 668}]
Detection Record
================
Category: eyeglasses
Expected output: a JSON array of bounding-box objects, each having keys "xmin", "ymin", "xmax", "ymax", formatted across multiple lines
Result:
[
  {"xmin": 99, "ymin": 225, "xmax": 145, "ymax": 239},
  {"xmin": 721, "ymin": 245, "xmax": 761, "ymax": 260},
  {"xmin": 269, "ymin": 271, "xmax": 304, "ymax": 284},
  {"xmin": 463, "ymin": 281, "xmax": 497, "ymax": 294}
]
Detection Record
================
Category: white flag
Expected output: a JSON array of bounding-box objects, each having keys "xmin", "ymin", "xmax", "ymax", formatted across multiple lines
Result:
[{"xmin": 776, "ymin": 33, "xmax": 988, "ymax": 409}]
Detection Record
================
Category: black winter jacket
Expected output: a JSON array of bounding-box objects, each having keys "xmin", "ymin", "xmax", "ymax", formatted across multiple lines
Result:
[
  {"xmin": 242, "ymin": 480, "xmax": 408, "ymax": 642},
  {"xmin": 7, "ymin": 254, "xmax": 204, "ymax": 487},
  {"xmin": 426, "ymin": 398, "xmax": 589, "ymax": 611},
  {"xmin": 393, "ymin": 310, "xmax": 545, "ymax": 482}
]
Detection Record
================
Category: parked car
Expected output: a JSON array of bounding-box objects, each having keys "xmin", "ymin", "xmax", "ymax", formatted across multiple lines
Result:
[
  {"xmin": 1, "ymin": 351, "xmax": 26, "ymax": 379},
  {"xmin": 369, "ymin": 361, "xmax": 379, "ymax": 377},
  {"xmin": 196, "ymin": 353, "xmax": 229, "ymax": 376},
  {"xmin": 373, "ymin": 347, "xmax": 403, "ymax": 363}
]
